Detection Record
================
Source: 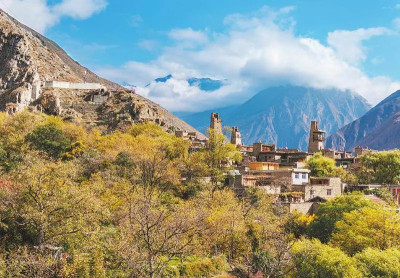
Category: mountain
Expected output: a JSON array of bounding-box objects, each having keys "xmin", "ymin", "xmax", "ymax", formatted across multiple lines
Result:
[
  {"xmin": 177, "ymin": 86, "xmax": 371, "ymax": 150},
  {"xmin": 148, "ymin": 75, "xmax": 225, "ymax": 92},
  {"xmin": 326, "ymin": 90, "xmax": 400, "ymax": 151},
  {"xmin": 0, "ymin": 9, "xmax": 202, "ymax": 136},
  {"xmin": 187, "ymin": 77, "xmax": 224, "ymax": 91}
]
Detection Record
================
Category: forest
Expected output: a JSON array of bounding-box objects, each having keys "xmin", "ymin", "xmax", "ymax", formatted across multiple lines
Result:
[{"xmin": 0, "ymin": 111, "xmax": 400, "ymax": 277}]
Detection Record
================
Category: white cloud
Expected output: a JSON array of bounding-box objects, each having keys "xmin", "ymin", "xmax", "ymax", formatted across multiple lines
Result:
[
  {"xmin": 327, "ymin": 28, "xmax": 391, "ymax": 65},
  {"xmin": 0, "ymin": 0, "xmax": 107, "ymax": 33},
  {"xmin": 129, "ymin": 14, "xmax": 143, "ymax": 27},
  {"xmin": 137, "ymin": 40, "xmax": 158, "ymax": 51},
  {"xmin": 53, "ymin": 0, "xmax": 107, "ymax": 19},
  {"xmin": 393, "ymin": 18, "xmax": 400, "ymax": 30},
  {"xmin": 97, "ymin": 6, "xmax": 400, "ymax": 112},
  {"xmin": 169, "ymin": 28, "xmax": 208, "ymax": 48}
]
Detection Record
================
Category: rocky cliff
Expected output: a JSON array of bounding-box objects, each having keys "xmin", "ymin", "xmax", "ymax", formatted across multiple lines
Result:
[
  {"xmin": 0, "ymin": 9, "xmax": 202, "ymax": 136},
  {"xmin": 326, "ymin": 90, "xmax": 400, "ymax": 151}
]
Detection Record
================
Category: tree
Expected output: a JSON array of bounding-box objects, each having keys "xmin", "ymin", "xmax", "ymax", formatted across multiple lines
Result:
[
  {"xmin": 306, "ymin": 153, "xmax": 357, "ymax": 184},
  {"xmin": 307, "ymin": 152, "xmax": 337, "ymax": 177},
  {"xmin": 201, "ymin": 129, "xmax": 242, "ymax": 195},
  {"xmin": 0, "ymin": 158, "xmax": 107, "ymax": 277},
  {"xmin": 331, "ymin": 207, "xmax": 400, "ymax": 255},
  {"xmin": 115, "ymin": 186, "xmax": 203, "ymax": 278},
  {"xmin": 291, "ymin": 239, "xmax": 361, "ymax": 278},
  {"xmin": 359, "ymin": 150, "xmax": 400, "ymax": 184},
  {"xmin": 308, "ymin": 194, "xmax": 374, "ymax": 242},
  {"xmin": 26, "ymin": 124, "xmax": 70, "ymax": 159},
  {"xmin": 355, "ymin": 248, "xmax": 400, "ymax": 277},
  {"xmin": 0, "ymin": 111, "xmax": 46, "ymax": 172},
  {"xmin": 285, "ymin": 211, "xmax": 316, "ymax": 238}
]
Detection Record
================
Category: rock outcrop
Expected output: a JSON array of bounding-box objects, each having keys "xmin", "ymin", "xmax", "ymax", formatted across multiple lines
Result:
[{"xmin": 0, "ymin": 9, "xmax": 202, "ymax": 137}]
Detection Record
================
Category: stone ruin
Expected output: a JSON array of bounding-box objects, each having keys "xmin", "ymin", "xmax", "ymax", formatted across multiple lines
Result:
[{"xmin": 4, "ymin": 74, "xmax": 107, "ymax": 115}]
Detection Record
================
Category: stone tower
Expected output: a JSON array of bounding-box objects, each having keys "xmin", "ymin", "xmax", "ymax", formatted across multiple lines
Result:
[
  {"xmin": 210, "ymin": 113, "xmax": 222, "ymax": 134},
  {"xmin": 308, "ymin": 121, "xmax": 326, "ymax": 153},
  {"xmin": 231, "ymin": 126, "xmax": 242, "ymax": 146}
]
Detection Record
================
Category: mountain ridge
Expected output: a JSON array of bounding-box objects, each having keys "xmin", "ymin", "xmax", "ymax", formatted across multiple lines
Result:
[
  {"xmin": 326, "ymin": 90, "xmax": 400, "ymax": 151},
  {"xmin": 178, "ymin": 86, "xmax": 371, "ymax": 150}
]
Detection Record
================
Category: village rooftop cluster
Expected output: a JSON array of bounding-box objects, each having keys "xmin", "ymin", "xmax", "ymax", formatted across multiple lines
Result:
[{"xmin": 176, "ymin": 113, "xmax": 396, "ymax": 213}]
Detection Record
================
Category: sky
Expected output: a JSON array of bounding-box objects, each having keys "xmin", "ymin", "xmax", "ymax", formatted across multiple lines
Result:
[{"xmin": 2, "ymin": 0, "xmax": 400, "ymax": 112}]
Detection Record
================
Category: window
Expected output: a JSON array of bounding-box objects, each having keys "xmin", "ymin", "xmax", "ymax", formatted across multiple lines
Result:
[
  {"xmin": 310, "ymin": 190, "xmax": 314, "ymax": 197},
  {"xmin": 302, "ymin": 174, "xmax": 307, "ymax": 179},
  {"xmin": 295, "ymin": 174, "xmax": 299, "ymax": 179},
  {"xmin": 327, "ymin": 189, "xmax": 332, "ymax": 196}
]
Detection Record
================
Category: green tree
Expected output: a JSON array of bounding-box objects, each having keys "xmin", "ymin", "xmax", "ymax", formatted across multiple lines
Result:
[
  {"xmin": 355, "ymin": 248, "xmax": 400, "ymax": 277},
  {"xmin": 201, "ymin": 129, "xmax": 242, "ymax": 195},
  {"xmin": 307, "ymin": 152, "xmax": 337, "ymax": 177},
  {"xmin": 308, "ymin": 194, "xmax": 374, "ymax": 242},
  {"xmin": 26, "ymin": 125, "xmax": 70, "ymax": 159},
  {"xmin": 331, "ymin": 207, "xmax": 400, "ymax": 255},
  {"xmin": 291, "ymin": 239, "xmax": 361, "ymax": 278},
  {"xmin": 359, "ymin": 150, "xmax": 400, "ymax": 184},
  {"xmin": 306, "ymin": 153, "xmax": 357, "ymax": 184}
]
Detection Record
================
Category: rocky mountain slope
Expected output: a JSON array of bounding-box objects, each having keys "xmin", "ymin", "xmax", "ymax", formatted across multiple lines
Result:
[
  {"xmin": 0, "ymin": 9, "xmax": 201, "ymax": 136},
  {"xmin": 178, "ymin": 86, "xmax": 371, "ymax": 150},
  {"xmin": 326, "ymin": 90, "xmax": 400, "ymax": 151}
]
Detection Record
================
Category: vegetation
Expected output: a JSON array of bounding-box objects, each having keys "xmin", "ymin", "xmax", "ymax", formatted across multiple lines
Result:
[
  {"xmin": 358, "ymin": 150, "xmax": 400, "ymax": 184},
  {"xmin": 306, "ymin": 152, "xmax": 357, "ymax": 184},
  {"xmin": 1, "ymin": 111, "xmax": 400, "ymax": 277}
]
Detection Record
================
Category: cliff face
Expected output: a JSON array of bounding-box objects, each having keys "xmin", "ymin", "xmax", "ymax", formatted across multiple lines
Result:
[
  {"xmin": 178, "ymin": 86, "xmax": 371, "ymax": 150},
  {"xmin": 0, "ymin": 9, "xmax": 202, "ymax": 136},
  {"xmin": 326, "ymin": 90, "xmax": 400, "ymax": 151}
]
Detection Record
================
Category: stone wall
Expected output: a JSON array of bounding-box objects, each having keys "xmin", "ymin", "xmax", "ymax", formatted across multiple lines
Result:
[
  {"xmin": 43, "ymin": 81, "xmax": 106, "ymax": 90},
  {"xmin": 287, "ymin": 202, "xmax": 321, "ymax": 214}
]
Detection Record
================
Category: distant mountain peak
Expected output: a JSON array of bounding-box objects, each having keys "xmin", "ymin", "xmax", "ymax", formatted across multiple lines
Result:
[
  {"xmin": 155, "ymin": 75, "xmax": 173, "ymax": 83},
  {"xmin": 178, "ymin": 86, "xmax": 371, "ymax": 150},
  {"xmin": 146, "ymin": 74, "xmax": 225, "ymax": 92},
  {"xmin": 327, "ymin": 89, "xmax": 400, "ymax": 151},
  {"xmin": 187, "ymin": 77, "xmax": 225, "ymax": 91}
]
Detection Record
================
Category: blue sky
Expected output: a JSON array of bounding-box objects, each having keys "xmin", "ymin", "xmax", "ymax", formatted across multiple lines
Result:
[{"xmin": 2, "ymin": 0, "xmax": 400, "ymax": 111}]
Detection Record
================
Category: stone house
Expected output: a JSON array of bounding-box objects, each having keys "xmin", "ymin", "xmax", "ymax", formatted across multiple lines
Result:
[{"xmin": 292, "ymin": 177, "xmax": 343, "ymax": 202}]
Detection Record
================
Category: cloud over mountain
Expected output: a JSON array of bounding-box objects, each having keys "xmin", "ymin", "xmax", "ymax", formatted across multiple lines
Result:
[{"xmin": 98, "ymin": 6, "xmax": 400, "ymax": 112}]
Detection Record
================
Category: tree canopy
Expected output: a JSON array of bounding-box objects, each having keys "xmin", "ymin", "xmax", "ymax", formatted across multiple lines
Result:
[{"xmin": 0, "ymin": 111, "xmax": 399, "ymax": 277}]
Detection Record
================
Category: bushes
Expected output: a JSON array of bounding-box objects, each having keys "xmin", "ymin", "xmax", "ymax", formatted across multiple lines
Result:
[
  {"xmin": 307, "ymin": 194, "xmax": 374, "ymax": 242},
  {"xmin": 291, "ymin": 239, "xmax": 362, "ymax": 278},
  {"xmin": 331, "ymin": 207, "xmax": 400, "ymax": 255},
  {"xmin": 355, "ymin": 248, "xmax": 400, "ymax": 277},
  {"xmin": 179, "ymin": 256, "xmax": 228, "ymax": 277},
  {"xmin": 26, "ymin": 124, "xmax": 70, "ymax": 159}
]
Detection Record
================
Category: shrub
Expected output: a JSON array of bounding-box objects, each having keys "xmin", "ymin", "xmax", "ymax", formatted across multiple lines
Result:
[
  {"xmin": 180, "ymin": 256, "xmax": 228, "ymax": 278},
  {"xmin": 26, "ymin": 125, "xmax": 70, "ymax": 159}
]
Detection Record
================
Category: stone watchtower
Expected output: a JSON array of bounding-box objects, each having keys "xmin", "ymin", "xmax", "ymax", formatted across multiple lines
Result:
[
  {"xmin": 308, "ymin": 121, "xmax": 326, "ymax": 153},
  {"xmin": 231, "ymin": 126, "xmax": 242, "ymax": 146},
  {"xmin": 210, "ymin": 113, "xmax": 222, "ymax": 134}
]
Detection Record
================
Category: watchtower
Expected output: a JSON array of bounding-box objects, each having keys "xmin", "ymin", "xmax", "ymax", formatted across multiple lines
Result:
[
  {"xmin": 308, "ymin": 121, "xmax": 325, "ymax": 153},
  {"xmin": 231, "ymin": 126, "xmax": 242, "ymax": 146},
  {"xmin": 210, "ymin": 113, "xmax": 222, "ymax": 134}
]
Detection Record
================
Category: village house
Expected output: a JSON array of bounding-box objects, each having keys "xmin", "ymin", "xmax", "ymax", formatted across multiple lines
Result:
[{"xmin": 181, "ymin": 113, "xmax": 359, "ymax": 213}]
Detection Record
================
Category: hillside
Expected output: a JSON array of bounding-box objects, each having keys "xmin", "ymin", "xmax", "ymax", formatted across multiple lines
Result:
[
  {"xmin": 326, "ymin": 90, "xmax": 400, "ymax": 151},
  {"xmin": 0, "ymin": 9, "xmax": 201, "ymax": 136},
  {"xmin": 178, "ymin": 86, "xmax": 371, "ymax": 150}
]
